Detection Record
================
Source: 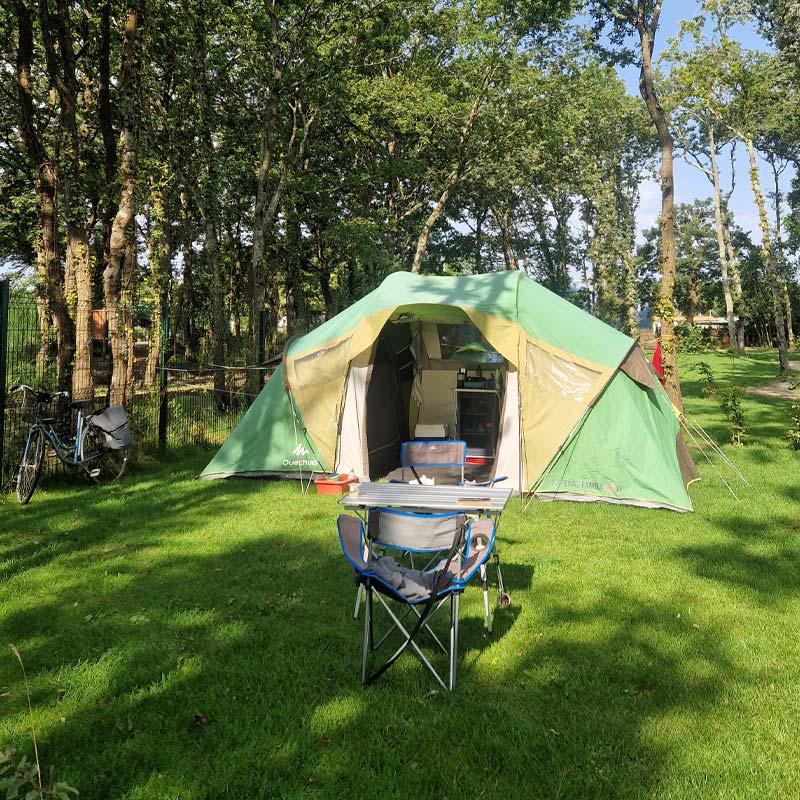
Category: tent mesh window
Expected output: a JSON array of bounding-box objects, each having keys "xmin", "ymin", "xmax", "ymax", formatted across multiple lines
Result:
[
  {"xmin": 293, "ymin": 337, "xmax": 351, "ymax": 387},
  {"xmin": 524, "ymin": 342, "xmax": 601, "ymax": 403}
]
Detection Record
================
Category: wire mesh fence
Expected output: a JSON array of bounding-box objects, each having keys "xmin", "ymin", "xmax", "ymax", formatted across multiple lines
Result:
[{"xmin": 0, "ymin": 281, "xmax": 306, "ymax": 490}]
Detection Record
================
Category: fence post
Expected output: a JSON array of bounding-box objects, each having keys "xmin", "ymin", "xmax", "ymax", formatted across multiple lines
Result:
[
  {"xmin": 0, "ymin": 281, "xmax": 9, "ymax": 481},
  {"xmin": 158, "ymin": 300, "xmax": 168, "ymax": 450}
]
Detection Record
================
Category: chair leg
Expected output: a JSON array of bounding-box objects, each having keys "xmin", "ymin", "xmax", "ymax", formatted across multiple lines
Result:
[
  {"xmin": 449, "ymin": 593, "xmax": 459, "ymax": 691},
  {"xmin": 494, "ymin": 549, "xmax": 511, "ymax": 607},
  {"xmin": 361, "ymin": 587, "xmax": 372, "ymax": 685},
  {"xmin": 369, "ymin": 595, "xmax": 448, "ymax": 691},
  {"xmin": 353, "ymin": 584, "xmax": 364, "ymax": 619},
  {"xmin": 480, "ymin": 561, "xmax": 492, "ymax": 633}
]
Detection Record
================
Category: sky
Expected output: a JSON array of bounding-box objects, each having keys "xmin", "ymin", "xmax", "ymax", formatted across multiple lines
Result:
[{"xmin": 621, "ymin": 2, "xmax": 796, "ymax": 242}]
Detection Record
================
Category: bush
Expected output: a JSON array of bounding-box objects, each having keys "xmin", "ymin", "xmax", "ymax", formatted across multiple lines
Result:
[
  {"xmin": 675, "ymin": 323, "xmax": 705, "ymax": 353},
  {"xmin": 788, "ymin": 401, "xmax": 800, "ymax": 450},
  {"xmin": 717, "ymin": 386, "xmax": 746, "ymax": 446},
  {"xmin": 695, "ymin": 361, "xmax": 718, "ymax": 396},
  {"xmin": 693, "ymin": 362, "xmax": 746, "ymax": 445},
  {"xmin": 1, "ymin": 646, "xmax": 78, "ymax": 800},
  {"xmin": 0, "ymin": 748, "xmax": 77, "ymax": 799}
]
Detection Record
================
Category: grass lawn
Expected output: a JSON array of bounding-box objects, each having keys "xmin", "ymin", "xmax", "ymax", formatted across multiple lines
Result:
[{"xmin": 1, "ymin": 349, "xmax": 799, "ymax": 799}]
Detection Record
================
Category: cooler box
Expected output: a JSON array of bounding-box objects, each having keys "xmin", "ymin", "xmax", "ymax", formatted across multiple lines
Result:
[
  {"xmin": 466, "ymin": 446, "xmax": 493, "ymax": 465},
  {"xmin": 314, "ymin": 474, "xmax": 358, "ymax": 495}
]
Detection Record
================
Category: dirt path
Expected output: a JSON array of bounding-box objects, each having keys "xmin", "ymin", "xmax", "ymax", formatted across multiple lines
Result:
[{"xmin": 745, "ymin": 360, "xmax": 800, "ymax": 401}]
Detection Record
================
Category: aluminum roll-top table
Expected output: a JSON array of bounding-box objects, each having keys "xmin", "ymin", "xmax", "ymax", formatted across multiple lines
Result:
[{"xmin": 339, "ymin": 482, "xmax": 513, "ymax": 515}]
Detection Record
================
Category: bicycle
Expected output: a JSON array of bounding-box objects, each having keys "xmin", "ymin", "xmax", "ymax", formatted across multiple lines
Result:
[{"xmin": 11, "ymin": 384, "xmax": 132, "ymax": 504}]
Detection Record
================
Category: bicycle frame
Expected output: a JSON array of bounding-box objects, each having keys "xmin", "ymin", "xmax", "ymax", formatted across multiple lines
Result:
[{"xmin": 21, "ymin": 402, "xmax": 101, "ymax": 472}]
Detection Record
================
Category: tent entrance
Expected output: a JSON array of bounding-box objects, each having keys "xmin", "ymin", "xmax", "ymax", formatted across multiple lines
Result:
[
  {"xmin": 365, "ymin": 322, "xmax": 413, "ymax": 478},
  {"xmin": 365, "ymin": 316, "xmax": 507, "ymax": 483}
]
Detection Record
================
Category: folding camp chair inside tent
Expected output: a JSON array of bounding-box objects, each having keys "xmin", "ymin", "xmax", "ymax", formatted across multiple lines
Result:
[{"xmin": 201, "ymin": 271, "xmax": 698, "ymax": 512}]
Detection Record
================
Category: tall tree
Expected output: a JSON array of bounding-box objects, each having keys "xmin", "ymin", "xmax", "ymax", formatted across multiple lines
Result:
[
  {"xmin": 37, "ymin": 0, "xmax": 98, "ymax": 401},
  {"xmin": 104, "ymin": 0, "xmax": 145, "ymax": 405},
  {"xmin": 591, "ymin": 0, "xmax": 682, "ymax": 406},
  {"xmin": 194, "ymin": 9, "xmax": 226, "ymax": 406},
  {"xmin": 663, "ymin": 17, "xmax": 747, "ymax": 352},
  {"xmin": 12, "ymin": 2, "xmax": 75, "ymax": 385}
]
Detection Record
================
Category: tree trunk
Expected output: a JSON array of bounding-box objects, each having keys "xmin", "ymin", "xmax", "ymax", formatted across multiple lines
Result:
[
  {"xmin": 687, "ymin": 262, "xmax": 700, "ymax": 326},
  {"xmin": 587, "ymin": 177, "xmax": 619, "ymax": 325},
  {"xmin": 207, "ymin": 212, "xmax": 227, "ymax": 406},
  {"xmin": 195, "ymin": 19, "xmax": 227, "ymax": 408},
  {"xmin": 745, "ymin": 137, "xmax": 788, "ymax": 372},
  {"xmin": 770, "ymin": 156, "xmax": 794, "ymax": 348},
  {"xmin": 314, "ymin": 225, "xmax": 335, "ymax": 319},
  {"xmin": 623, "ymin": 250, "xmax": 639, "ymax": 338},
  {"xmin": 249, "ymin": 0, "xmax": 282, "ymax": 390},
  {"xmin": 103, "ymin": 1, "xmax": 142, "ymax": 406},
  {"xmin": 554, "ymin": 192, "xmax": 575, "ymax": 297},
  {"xmin": 145, "ymin": 174, "xmax": 173, "ymax": 386},
  {"xmin": 474, "ymin": 207, "xmax": 487, "ymax": 274},
  {"xmin": 708, "ymin": 127, "xmax": 740, "ymax": 353},
  {"xmin": 493, "ymin": 205, "xmax": 519, "ymax": 271},
  {"xmin": 179, "ymin": 189, "xmax": 197, "ymax": 363},
  {"xmin": 14, "ymin": 2, "xmax": 74, "ymax": 387},
  {"xmin": 637, "ymin": 5, "xmax": 682, "ymax": 409},
  {"xmin": 123, "ymin": 226, "xmax": 137, "ymax": 395},
  {"xmin": 249, "ymin": 85, "xmax": 279, "ymax": 372},
  {"xmin": 98, "ymin": 0, "xmax": 119, "ymax": 291},
  {"xmin": 249, "ymin": 97, "xmax": 314, "ymax": 390},
  {"xmin": 69, "ymin": 233, "xmax": 94, "ymax": 403},
  {"xmin": 721, "ymin": 207, "xmax": 746, "ymax": 351},
  {"xmin": 782, "ymin": 281, "xmax": 794, "ymax": 349},
  {"xmin": 38, "ymin": 169, "xmax": 74, "ymax": 386},
  {"xmin": 531, "ymin": 197, "xmax": 559, "ymax": 293},
  {"xmin": 284, "ymin": 209, "xmax": 303, "ymax": 336},
  {"xmin": 38, "ymin": 0, "xmax": 94, "ymax": 401}
]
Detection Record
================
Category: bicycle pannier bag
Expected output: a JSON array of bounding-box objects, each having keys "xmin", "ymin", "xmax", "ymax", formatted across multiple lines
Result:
[{"xmin": 90, "ymin": 405, "xmax": 134, "ymax": 449}]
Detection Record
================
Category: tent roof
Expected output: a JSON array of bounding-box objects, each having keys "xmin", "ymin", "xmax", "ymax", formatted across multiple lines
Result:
[{"xmin": 287, "ymin": 271, "xmax": 633, "ymax": 369}]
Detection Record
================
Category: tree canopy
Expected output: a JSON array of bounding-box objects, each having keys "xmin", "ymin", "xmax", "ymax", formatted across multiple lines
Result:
[{"xmin": 0, "ymin": 0, "xmax": 796, "ymax": 399}]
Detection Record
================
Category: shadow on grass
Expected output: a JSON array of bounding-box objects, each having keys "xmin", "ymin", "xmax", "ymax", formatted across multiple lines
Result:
[
  {"xmin": 0, "ymin": 462, "xmax": 255, "ymax": 583},
  {"xmin": 0, "ymin": 467, "xmax": 749, "ymax": 799},
  {"xmin": 675, "ymin": 505, "xmax": 800, "ymax": 609}
]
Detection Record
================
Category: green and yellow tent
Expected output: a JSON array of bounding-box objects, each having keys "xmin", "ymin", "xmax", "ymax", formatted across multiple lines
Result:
[{"xmin": 201, "ymin": 271, "xmax": 697, "ymax": 511}]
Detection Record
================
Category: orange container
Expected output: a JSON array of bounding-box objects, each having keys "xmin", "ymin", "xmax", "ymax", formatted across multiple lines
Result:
[{"xmin": 314, "ymin": 475, "xmax": 358, "ymax": 495}]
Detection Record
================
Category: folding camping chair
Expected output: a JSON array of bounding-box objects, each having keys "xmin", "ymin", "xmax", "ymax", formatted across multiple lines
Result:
[{"xmin": 337, "ymin": 508, "xmax": 495, "ymax": 690}]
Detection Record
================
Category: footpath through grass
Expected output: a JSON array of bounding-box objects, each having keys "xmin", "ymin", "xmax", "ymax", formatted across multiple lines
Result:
[{"xmin": 1, "ymin": 349, "xmax": 799, "ymax": 799}]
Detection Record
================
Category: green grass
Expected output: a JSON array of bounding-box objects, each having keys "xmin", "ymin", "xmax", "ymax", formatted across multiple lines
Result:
[{"xmin": 1, "ymin": 349, "xmax": 799, "ymax": 799}]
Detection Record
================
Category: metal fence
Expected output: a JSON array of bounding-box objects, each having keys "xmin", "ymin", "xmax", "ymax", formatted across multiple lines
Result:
[{"xmin": 0, "ymin": 280, "xmax": 305, "ymax": 489}]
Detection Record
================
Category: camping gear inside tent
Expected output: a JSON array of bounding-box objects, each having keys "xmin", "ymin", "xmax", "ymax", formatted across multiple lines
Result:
[{"xmin": 201, "ymin": 271, "xmax": 697, "ymax": 511}]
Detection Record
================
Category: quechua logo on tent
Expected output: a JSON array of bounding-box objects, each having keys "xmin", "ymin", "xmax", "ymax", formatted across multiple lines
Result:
[{"xmin": 283, "ymin": 442, "xmax": 319, "ymax": 468}]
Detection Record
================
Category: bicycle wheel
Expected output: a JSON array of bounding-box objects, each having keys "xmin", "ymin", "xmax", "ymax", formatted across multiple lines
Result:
[
  {"xmin": 16, "ymin": 427, "xmax": 45, "ymax": 504},
  {"xmin": 79, "ymin": 424, "xmax": 129, "ymax": 484}
]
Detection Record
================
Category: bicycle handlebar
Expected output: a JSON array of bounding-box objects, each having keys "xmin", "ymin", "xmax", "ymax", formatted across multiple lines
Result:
[{"xmin": 10, "ymin": 384, "xmax": 69, "ymax": 401}]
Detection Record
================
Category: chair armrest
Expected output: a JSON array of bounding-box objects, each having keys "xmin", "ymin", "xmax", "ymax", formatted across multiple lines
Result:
[{"xmin": 450, "ymin": 518, "xmax": 495, "ymax": 584}]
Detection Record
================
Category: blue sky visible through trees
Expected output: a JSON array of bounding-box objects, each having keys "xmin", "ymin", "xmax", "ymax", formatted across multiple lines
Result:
[{"xmin": 619, "ymin": 2, "xmax": 796, "ymax": 242}]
